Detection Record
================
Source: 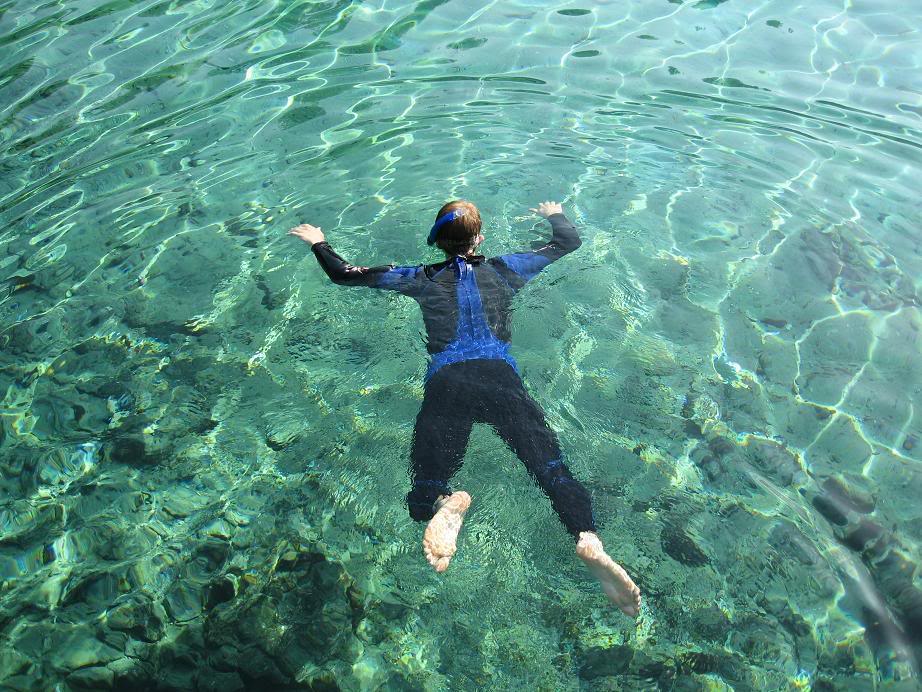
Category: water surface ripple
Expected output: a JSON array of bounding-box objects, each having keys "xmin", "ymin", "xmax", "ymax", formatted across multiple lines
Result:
[{"xmin": 1, "ymin": 0, "xmax": 921, "ymax": 688}]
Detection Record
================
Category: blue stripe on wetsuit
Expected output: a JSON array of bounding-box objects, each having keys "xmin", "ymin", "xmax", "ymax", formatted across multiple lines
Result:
[
  {"xmin": 426, "ymin": 256, "xmax": 517, "ymax": 381},
  {"xmin": 494, "ymin": 252, "xmax": 553, "ymax": 282},
  {"xmin": 374, "ymin": 265, "xmax": 423, "ymax": 292}
]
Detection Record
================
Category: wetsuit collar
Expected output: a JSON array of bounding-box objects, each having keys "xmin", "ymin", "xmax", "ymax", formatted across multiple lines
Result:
[
  {"xmin": 424, "ymin": 254, "xmax": 484, "ymax": 280},
  {"xmin": 430, "ymin": 254, "xmax": 484, "ymax": 271},
  {"xmin": 448, "ymin": 255, "xmax": 484, "ymax": 273}
]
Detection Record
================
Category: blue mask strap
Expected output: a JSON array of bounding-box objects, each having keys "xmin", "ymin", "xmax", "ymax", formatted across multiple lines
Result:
[{"xmin": 427, "ymin": 209, "xmax": 465, "ymax": 245}]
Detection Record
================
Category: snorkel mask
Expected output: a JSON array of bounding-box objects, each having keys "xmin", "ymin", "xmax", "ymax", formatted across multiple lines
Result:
[{"xmin": 426, "ymin": 209, "xmax": 466, "ymax": 246}]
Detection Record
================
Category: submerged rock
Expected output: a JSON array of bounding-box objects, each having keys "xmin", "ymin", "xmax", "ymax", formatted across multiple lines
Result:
[
  {"xmin": 66, "ymin": 665, "xmax": 114, "ymax": 689},
  {"xmin": 744, "ymin": 437, "xmax": 805, "ymax": 488},
  {"xmin": 0, "ymin": 648, "xmax": 32, "ymax": 683},
  {"xmin": 578, "ymin": 644, "xmax": 633, "ymax": 680},
  {"xmin": 47, "ymin": 625, "xmax": 122, "ymax": 672},
  {"xmin": 106, "ymin": 595, "xmax": 166, "ymax": 643},
  {"xmin": 201, "ymin": 550, "xmax": 361, "ymax": 686},
  {"xmin": 106, "ymin": 435, "xmax": 162, "ymax": 467},
  {"xmin": 661, "ymin": 523, "xmax": 710, "ymax": 567}
]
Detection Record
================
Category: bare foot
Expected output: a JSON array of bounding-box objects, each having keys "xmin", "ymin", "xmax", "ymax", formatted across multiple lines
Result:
[
  {"xmin": 576, "ymin": 531, "xmax": 642, "ymax": 617},
  {"xmin": 422, "ymin": 492, "xmax": 471, "ymax": 573}
]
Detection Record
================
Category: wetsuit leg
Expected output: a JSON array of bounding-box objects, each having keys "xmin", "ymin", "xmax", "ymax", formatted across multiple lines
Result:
[
  {"xmin": 407, "ymin": 367, "xmax": 475, "ymax": 522},
  {"xmin": 480, "ymin": 362, "xmax": 596, "ymax": 537}
]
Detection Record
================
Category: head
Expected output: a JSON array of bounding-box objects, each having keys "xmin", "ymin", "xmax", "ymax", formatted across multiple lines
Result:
[{"xmin": 427, "ymin": 200, "xmax": 483, "ymax": 256}]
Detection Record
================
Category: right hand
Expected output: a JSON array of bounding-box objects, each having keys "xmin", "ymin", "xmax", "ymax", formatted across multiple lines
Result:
[
  {"xmin": 288, "ymin": 223, "xmax": 325, "ymax": 246},
  {"xmin": 530, "ymin": 200, "xmax": 563, "ymax": 218}
]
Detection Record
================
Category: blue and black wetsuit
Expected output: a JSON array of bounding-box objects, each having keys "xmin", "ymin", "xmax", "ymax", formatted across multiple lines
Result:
[{"xmin": 311, "ymin": 213, "xmax": 596, "ymax": 537}]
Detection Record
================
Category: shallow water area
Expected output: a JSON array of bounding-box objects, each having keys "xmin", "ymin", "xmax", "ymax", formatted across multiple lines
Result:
[{"xmin": 1, "ymin": 0, "xmax": 921, "ymax": 689}]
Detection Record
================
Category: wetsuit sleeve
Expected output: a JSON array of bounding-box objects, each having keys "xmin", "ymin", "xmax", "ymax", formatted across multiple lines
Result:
[
  {"xmin": 489, "ymin": 213, "xmax": 581, "ymax": 288},
  {"xmin": 311, "ymin": 241, "xmax": 422, "ymax": 295}
]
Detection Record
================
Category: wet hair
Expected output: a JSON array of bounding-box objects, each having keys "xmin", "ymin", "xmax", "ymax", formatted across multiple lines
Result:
[{"xmin": 433, "ymin": 200, "xmax": 482, "ymax": 255}]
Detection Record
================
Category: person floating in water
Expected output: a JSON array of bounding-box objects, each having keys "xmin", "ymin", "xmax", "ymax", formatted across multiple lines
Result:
[{"xmin": 289, "ymin": 200, "xmax": 641, "ymax": 616}]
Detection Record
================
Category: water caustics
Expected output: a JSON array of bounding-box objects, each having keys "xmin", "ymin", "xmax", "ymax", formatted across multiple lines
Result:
[{"xmin": 1, "ymin": 0, "xmax": 921, "ymax": 689}]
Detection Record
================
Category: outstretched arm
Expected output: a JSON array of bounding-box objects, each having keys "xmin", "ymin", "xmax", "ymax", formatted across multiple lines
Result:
[
  {"xmin": 490, "ymin": 201, "xmax": 581, "ymax": 287},
  {"xmin": 529, "ymin": 200, "xmax": 581, "ymax": 258},
  {"xmin": 289, "ymin": 223, "xmax": 422, "ymax": 293}
]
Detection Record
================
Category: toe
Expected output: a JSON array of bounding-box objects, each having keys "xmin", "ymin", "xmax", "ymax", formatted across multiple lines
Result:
[{"xmin": 620, "ymin": 598, "xmax": 639, "ymax": 617}]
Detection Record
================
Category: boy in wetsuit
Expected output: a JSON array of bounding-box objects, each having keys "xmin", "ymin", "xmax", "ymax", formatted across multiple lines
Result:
[{"xmin": 289, "ymin": 201, "xmax": 641, "ymax": 616}]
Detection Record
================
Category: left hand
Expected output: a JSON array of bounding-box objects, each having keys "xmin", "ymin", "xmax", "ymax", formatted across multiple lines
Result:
[{"xmin": 288, "ymin": 223, "xmax": 325, "ymax": 245}]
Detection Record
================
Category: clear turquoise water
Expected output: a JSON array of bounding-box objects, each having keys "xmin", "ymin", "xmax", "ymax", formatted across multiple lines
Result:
[{"xmin": 1, "ymin": 0, "xmax": 921, "ymax": 689}]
